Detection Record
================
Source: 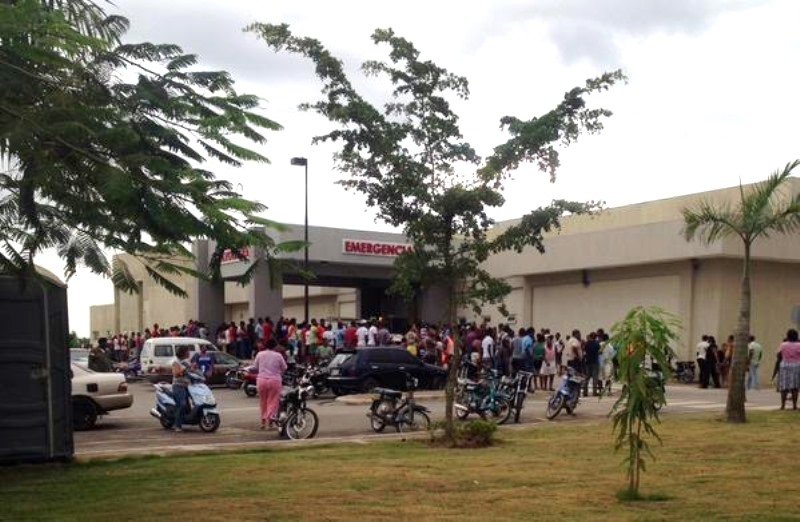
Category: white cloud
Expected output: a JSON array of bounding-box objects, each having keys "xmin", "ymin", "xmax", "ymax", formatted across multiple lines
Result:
[{"xmin": 47, "ymin": 0, "xmax": 800, "ymax": 335}]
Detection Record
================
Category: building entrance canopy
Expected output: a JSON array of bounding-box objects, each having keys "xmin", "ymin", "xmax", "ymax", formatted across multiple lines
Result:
[{"xmin": 190, "ymin": 225, "xmax": 430, "ymax": 329}]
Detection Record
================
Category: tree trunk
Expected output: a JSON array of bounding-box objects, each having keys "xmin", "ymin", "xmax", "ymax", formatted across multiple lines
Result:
[
  {"xmin": 443, "ymin": 286, "xmax": 459, "ymax": 443},
  {"xmin": 726, "ymin": 242, "xmax": 751, "ymax": 423}
]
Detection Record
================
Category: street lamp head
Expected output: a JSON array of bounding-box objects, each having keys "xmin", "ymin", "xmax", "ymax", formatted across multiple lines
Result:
[{"xmin": 290, "ymin": 157, "xmax": 308, "ymax": 166}]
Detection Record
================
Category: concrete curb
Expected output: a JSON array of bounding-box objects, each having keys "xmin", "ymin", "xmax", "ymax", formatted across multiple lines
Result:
[
  {"xmin": 73, "ymin": 414, "xmax": 611, "ymax": 463},
  {"xmin": 73, "ymin": 430, "xmax": 434, "ymax": 463}
]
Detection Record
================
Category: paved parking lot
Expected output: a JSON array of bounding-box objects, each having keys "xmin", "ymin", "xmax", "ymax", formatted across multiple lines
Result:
[{"xmin": 74, "ymin": 381, "xmax": 781, "ymax": 458}]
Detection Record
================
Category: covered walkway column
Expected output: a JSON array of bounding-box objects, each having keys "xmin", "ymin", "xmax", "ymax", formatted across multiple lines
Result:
[
  {"xmin": 188, "ymin": 240, "xmax": 225, "ymax": 329},
  {"xmin": 248, "ymin": 249, "xmax": 283, "ymax": 321}
]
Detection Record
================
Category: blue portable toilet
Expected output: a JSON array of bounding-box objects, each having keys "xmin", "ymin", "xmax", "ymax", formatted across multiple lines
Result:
[{"xmin": 0, "ymin": 269, "xmax": 72, "ymax": 463}]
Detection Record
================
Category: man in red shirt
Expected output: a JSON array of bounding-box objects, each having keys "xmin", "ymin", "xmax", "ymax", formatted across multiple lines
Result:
[
  {"xmin": 263, "ymin": 318, "xmax": 274, "ymax": 343},
  {"xmin": 344, "ymin": 321, "xmax": 358, "ymax": 349}
]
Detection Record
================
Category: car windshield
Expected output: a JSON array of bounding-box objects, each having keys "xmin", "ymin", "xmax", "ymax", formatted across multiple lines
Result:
[
  {"xmin": 214, "ymin": 352, "xmax": 238, "ymax": 364},
  {"xmin": 329, "ymin": 353, "xmax": 353, "ymax": 368}
]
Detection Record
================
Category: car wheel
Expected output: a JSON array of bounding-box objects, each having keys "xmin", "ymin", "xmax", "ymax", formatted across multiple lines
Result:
[
  {"xmin": 361, "ymin": 378, "xmax": 379, "ymax": 394},
  {"xmin": 73, "ymin": 398, "xmax": 98, "ymax": 431},
  {"xmin": 331, "ymin": 387, "xmax": 346, "ymax": 396},
  {"xmin": 433, "ymin": 376, "xmax": 446, "ymax": 390}
]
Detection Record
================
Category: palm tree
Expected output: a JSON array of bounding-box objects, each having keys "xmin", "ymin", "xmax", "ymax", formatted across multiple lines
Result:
[{"xmin": 682, "ymin": 160, "xmax": 800, "ymax": 423}]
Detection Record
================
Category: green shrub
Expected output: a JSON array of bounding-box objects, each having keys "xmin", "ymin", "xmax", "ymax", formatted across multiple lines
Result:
[{"xmin": 429, "ymin": 419, "xmax": 497, "ymax": 448}]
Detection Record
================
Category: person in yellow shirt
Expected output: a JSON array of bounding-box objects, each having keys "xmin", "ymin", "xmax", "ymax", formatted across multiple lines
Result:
[{"xmin": 406, "ymin": 331, "xmax": 418, "ymax": 357}]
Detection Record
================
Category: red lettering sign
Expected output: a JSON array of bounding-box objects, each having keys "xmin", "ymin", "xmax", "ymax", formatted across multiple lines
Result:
[
  {"xmin": 220, "ymin": 247, "xmax": 250, "ymax": 264},
  {"xmin": 342, "ymin": 239, "xmax": 411, "ymax": 258}
]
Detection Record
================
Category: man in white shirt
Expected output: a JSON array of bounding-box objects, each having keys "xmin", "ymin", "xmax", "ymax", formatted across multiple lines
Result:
[
  {"xmin": 255, "ymin": 318, "xmax": 264, "ymax": 341},
  {"xmin": 696, "ymin": 335, "xmax": 710, "ymax": 388},
  {"xmin": 747, "ymin": 335, "xmax": 763, "ymax": 390},
  {"xmin": 356, "ymin": 321, "xmax": 369, "ymax": 347},
  {"xmin": 566, "ymin": 330, "xmax": 583, "ymax": 372},
  {"xmin": 367, "ymin": 321, "xmax": 378, "ymax": 346},
  {"xmin": 481, "ymin": 329, "xmax": 495, "ymax": 369}
]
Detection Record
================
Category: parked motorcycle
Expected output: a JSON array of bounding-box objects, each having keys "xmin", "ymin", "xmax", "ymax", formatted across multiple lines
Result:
[
  {"xmin": 243, "ymin": 368, "xmax": 258, "ymax": 397},
  {"xmin": 674, "ymin": 360, "xmax": 696, "ymax": 384},
  {"xmin": 114, "ymin": 356, "xmax": 142, "ymax": 382},
  {"xmin": 275, "ymin": 374, "xmax": 319, "ymax": 440},
  {"xmin": 367, "ymin": 373, "xmax": 431, "ymax": 433},
  {"xmin": 225, "ymin": 365, "xmax": 259, "ymax": 396},
  {"xmin": 504, "ymin": 370, "xmax": 534, "ymax": 424},
  {"xmin": 149, "ymin": 371, "xmax": 221, "ymax": 432},
  {"xmin": 648, "ymin": 368, "xmax": 667, "ymax": 412},
  {"xmin": 303, "ymin": 365, "xmax": 330, "ymax": 398},
  {"xmin": 545, "ymin": 368, "xmax": 584, "ymax": 420},
  {"xmin": 225, "ymin": 366, "xmax": 245, "ymax": 389},
  {"xmin": 454, "ymin": 369, "xmax": 513, "ymax": 424}
]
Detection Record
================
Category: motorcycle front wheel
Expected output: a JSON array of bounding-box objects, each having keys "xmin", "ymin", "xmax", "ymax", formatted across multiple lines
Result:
[
  {"xmin": 454, "ymin": 389, "xmax": 471, "ymax": 420},
  {"xmin": 244, "ymin": 384, "xmax": 258, "ymax": 397},
  {"xmin": 226, "ymin": 373, "xmax": 242, "ymax": 389},
  {"xmin": 546, "ymin": 393, "xmax": 564, "ymax": 420},
  {"xmin": 369, "ymin": 413, "xmax": 387, "ymax": 433},
  {"xmin": 285, "ymin": 408, "xmax": 319, "ymax": 440},
  {"xmin": 397, "ymin": 409, "xmax": 430, "ymax": 433},
  {"xmin": 199, "ymin": 412, "xmax": 221, "ymax": 433},
  {"xmin": 514, "ymin": 392, "xmax": 525, "ymax": 424},
  {"xmin": 483, "ymin": 397, "xmax": 513, "ymax": 425}
]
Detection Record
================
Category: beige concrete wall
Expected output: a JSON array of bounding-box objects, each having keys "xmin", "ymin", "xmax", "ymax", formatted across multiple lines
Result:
[
  {"xmin": 530, "ymin": 274, "xmax": 681, "ymax": 339},
  {"xmin": 112, "ymin": 254, "xmax": 190, "ymax": 331},
  {"xmin": 710, "ymin": 258, "xmax": 800, "ymax": 386},
  {"xmin": 221, "ymin": 286, "xmax": 358, "ymax": 324},
  {"xmin": 466, "ymin": 256, "xmax": 800, "ymax": 385},
  {"xmin": 495, "ymin": 177, "xmax": 800, "ymax": 238},
  {"xmin": 283, "ymin": 296, "xmax": 337, "ymax": 322},
  {"xmin": 465, "ymin": 260, "xmax": 730, "ymax": 359},
  {"xmin": 225, "ymin": 303, "xmax": 249, "ymax": 324},
  {"xmin": 89, "ymin": 304, "xmax": 115, "ymax": 340},
  {"xmin": 485, "ymin": 178, "xmax": 800, "ymax": 281}
]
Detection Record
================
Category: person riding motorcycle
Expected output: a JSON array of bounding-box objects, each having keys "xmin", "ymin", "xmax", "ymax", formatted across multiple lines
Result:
[
  {"xmin": 171, "ymin": 345, "xmax": 192, "ymax": 432},
  {"xmin": 88, "ymin": 344, "xmax": 113, "ymax": 372}
]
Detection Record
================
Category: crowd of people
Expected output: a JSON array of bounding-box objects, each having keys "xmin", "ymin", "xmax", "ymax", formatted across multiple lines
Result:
[
  {"xmin": 93, "ymin": 316, "xmax": 800, "ymax": 415},
  {"xmin": 695, "ymin": 333, "xmax": 766, "ymax": 390}
]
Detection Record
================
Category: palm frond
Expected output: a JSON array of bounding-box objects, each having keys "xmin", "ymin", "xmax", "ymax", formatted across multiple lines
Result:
[
  {"xmin": 111, "ymin": 256, "xmax": 139, "ymax": 294},
  {"xmin": 748, "ymin": 161, "xmax": 800, "ymax": 240},
  {"xmin": 681, "ymin": 201, "xmax": 741, "ymax": 243}
]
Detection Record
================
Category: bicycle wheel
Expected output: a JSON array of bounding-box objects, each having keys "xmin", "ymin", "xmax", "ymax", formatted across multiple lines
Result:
[
  {"xmin": 546, "ymin": 393, "xmax": 564, "ymax": 420},
  {"xmin": 397, "ymin": 409, "xmax": 431, "ymax": 433},
  {"xmin": 285, "ymin": 408, "xmax": 319, "ymax": 440}
]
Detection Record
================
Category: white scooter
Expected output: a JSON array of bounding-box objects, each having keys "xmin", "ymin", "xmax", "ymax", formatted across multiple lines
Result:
[{"xmin": 149, "ymin": 371, "xmax": 221, "ymax": 432}]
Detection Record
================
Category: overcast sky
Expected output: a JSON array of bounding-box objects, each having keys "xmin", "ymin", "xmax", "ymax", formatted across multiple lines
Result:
[{"xmin": 38, "ymin": 0, "xmax": 800, "ymax": 336}]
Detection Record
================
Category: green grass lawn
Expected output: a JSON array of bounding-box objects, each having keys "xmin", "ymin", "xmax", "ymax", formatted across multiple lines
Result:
[{"xmin": 1, "ymin": 411, "xmax": 798, "ymax": 521}]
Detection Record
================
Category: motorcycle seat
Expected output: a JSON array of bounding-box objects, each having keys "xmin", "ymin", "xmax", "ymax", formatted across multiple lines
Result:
[
  {"xmin": 155, "ymin": 382, "xmax": 174, "ymax": 396},
  {"xmin": 373, "ymin": 387, "xmax": 402, "ymax": 398}
]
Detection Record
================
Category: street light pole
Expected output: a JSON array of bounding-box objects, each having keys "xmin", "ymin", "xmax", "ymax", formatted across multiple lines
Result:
[{"xmin": 291, "ymin": 157, "xmax": 309, "ymax": 324}]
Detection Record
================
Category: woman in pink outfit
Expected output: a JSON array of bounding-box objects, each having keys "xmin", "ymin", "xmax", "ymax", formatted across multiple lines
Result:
[{"xmin": 252, "ymin": 339, "xmax": 287, "ymax": 429}]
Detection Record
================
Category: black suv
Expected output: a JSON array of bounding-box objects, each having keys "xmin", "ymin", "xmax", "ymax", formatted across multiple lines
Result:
[{"xmin": 327, "ymin": 347, "xmax": 446, "ymax": 394}]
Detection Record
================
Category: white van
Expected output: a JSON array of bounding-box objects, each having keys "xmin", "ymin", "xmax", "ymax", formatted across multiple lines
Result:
[{"xmin": 139, "ymin": 337, "xmax": 217, "ymax": 379}]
